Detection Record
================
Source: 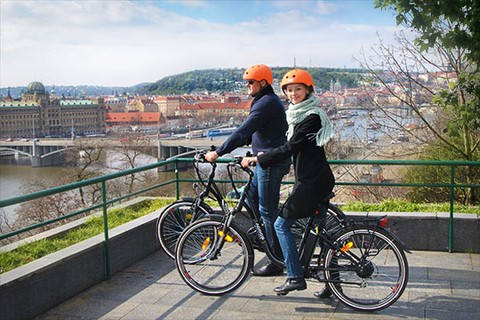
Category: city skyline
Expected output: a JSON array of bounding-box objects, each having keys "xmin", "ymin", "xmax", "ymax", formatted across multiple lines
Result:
[{"xmin": 1, "ymin": 0, "xmax": 407, "ymax": 88}]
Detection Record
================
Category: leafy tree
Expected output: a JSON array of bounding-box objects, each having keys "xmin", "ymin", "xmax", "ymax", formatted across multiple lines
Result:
[
  {"xmin": 368, "ymin": 0, "xmax": 480, "ymax": 204},
  {"xmin": 374, "ymin": 0, "xmax": 480, "ymax": 67}
]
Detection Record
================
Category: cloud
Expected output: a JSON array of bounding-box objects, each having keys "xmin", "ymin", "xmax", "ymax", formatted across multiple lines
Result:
[
  {"xmin": 167, "ymin": 0, "xmax": 209, "ymax": 9},
  {"xmin": 0, "ymin": 0, "xmax": 406, "ymax": 87}
]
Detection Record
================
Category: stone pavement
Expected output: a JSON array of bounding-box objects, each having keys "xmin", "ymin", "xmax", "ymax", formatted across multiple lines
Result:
[{"xmin": 36, "ymin": 250, "xmax": 479, "ymax": 320}]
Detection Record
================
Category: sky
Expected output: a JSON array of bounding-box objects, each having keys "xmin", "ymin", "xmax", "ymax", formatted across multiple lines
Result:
[{"xmin": 0, "ymin": 0, "xmax": 406, "ymax": 87}]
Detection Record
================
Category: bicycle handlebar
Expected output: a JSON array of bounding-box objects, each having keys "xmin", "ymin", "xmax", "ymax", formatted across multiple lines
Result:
[
  {"xmin": 193, "ymin": 145, "xmax": 216, "ymax": 161},
  {"xmin": 192, "ymin": 148, "xmax": 255, "ymax": 200},
  {"xmin": 230, "ymin": 155, "xmax": 254, "ymax": 175}
]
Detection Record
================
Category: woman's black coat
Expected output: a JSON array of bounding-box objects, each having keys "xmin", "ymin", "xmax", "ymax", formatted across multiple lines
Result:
[{"xmin": 257, "ymin": 114, "xmax": 335, "ymax": 219}]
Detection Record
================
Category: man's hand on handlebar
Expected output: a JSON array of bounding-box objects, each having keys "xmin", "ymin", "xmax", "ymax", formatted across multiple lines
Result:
[{"xmin": 205, "ymin": 150, "xmax": 219, "ymax": 162}]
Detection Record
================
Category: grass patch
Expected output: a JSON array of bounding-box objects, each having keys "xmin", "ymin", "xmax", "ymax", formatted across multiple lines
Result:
[
  {"xmin": 0, "ymin": 198, "xmax": 171, "ymax": 274},
  {"xmin": 340, "ymin": 198, "xmax": 480, "ymax": 215}
]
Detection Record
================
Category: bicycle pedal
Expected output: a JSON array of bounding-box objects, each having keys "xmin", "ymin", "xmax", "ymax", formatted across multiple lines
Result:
[{"xmin": 276, "ymin": 291, "xmax": 289, "ymax": 296}]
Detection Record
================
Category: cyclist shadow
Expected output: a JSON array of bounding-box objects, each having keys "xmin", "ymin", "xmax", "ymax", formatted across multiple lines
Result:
[
  {"xmin": 248, "ymin": 264, "xmax": 479, "ymax": 319},
  {"xmin": 276, "ymin": 292, "xmax": 479, "ymax": 318},
  {"xmin": 400, "ymin": 265, "xmax": 480, "ymax": 319}
]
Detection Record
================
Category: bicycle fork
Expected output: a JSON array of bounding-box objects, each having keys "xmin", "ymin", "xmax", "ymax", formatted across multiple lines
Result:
[{"xmin": 207, "ymin": 211, "xmax": 237, "ymax": 260}]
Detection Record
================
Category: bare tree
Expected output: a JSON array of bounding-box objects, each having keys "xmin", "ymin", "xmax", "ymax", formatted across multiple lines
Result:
[
  {"xmin": 358, "ymin": 30, "xmax": 479, "ymax": 204},
  {"xmin": 111, "ymin": 134, "xmax": 157, "ymax": 195},
  {"xmin": 64, "ymin": 139, "xmax": 107, "ymax": 206},
  {"xmin": 1, "ymin": 171, "xmax": 82, "ymax": 243}
]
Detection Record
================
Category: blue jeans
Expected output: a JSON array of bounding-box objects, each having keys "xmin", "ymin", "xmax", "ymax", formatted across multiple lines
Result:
[
  {"xmin": 249, "ymin": 159, "xmax": 290, "ymax": 258},
  {"xmin": 274, "ymin": 216, "xmax": 304, "ymax": 278}
]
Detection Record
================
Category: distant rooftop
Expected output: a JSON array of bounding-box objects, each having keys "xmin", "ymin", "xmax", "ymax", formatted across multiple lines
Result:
[
  {"xmin": 60, "ymin": 100, "xmax": 95, "ymax": 106},
  {"xmin": 0, "ymin": 101, "xmax": 40, "ymax": 107}
]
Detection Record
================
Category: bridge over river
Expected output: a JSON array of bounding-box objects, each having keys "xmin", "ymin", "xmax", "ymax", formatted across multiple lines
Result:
[{"xmin": 0, "ymin": 137, "xmax": 227, "ymax": 167}]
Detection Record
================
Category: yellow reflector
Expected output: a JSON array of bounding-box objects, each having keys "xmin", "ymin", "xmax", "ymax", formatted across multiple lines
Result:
[
  {"xmin": 341, "ymin": 242, "xmax": 353, "ymax": 253},
  {"xmin": 202, "ymin": 237, "xmax": 210, "ymax": 250},
  {"xmin": 218, "ymin": 231, "xmax": 233, "ymax": 242}
]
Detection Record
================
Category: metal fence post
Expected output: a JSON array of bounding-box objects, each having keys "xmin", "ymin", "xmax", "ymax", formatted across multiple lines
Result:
[
  {"xmin": 449, "ymin": 165, "xmax": 455, "ymax": 253},
  {"xmin": 175, "ymin": 160, "xmax": 179, "ymax": 200},
  {"xmin": 101, "ymin": 181, "xmax": 111, "ymax": 279}
]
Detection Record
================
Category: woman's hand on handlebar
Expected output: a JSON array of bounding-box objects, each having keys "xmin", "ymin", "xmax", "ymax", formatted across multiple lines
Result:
[{"xmin": 241, "ymin": 156, "xmax": 257, "ymax": 168}]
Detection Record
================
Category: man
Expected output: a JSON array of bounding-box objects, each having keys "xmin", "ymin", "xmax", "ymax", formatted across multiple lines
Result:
[{"xmin": 205, "ymin": 64, "xmax": 290, "ymax": 276}]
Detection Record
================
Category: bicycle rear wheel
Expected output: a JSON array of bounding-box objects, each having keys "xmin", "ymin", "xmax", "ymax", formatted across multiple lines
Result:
[
  {"xmin": 156, "ymin": 200, "xmax": 212, "ymax": 259},
  {"xmin": 323, "ymin": 227, "xmax": 408, "ymax": 311},
  {"xmin": 175, "ymin": 219, "xmax": 254, "ymax": 295}
]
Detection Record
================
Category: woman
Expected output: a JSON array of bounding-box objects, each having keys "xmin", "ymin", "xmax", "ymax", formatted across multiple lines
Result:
[{"xmin": 241, "ymin": 69, "xmax": 335, "ymax": 296}]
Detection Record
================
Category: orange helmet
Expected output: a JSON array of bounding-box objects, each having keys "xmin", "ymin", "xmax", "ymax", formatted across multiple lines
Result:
[
  {"xmin": 281, "ymin": 69, "xmax": 314, "ymax": 93},
  {"xmin": 243, "ymin": 64, "xmax": 273, "ymax": 85}
]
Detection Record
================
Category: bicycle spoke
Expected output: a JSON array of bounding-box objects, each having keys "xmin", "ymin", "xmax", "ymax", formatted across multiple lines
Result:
[
  {"xmin": 176, "ymin": 220, "xmax": 253, "ymax": 295},
  {"xmin": 157, "ymin": 201, "xmax": 210, "ymax": 259},
  {"xmin": 323, "ymin": 227, "xmax": 408, "ymax": 311}
]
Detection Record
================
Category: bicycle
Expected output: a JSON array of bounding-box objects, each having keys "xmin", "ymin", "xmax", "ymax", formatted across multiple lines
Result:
[
  {"xmin": 156, "ymin": 148, "xmax": 223, "ymax": 259},
  {"xmin": 174, "ymin": 155, "xmax": 409, "ymax": 311},
  {"xmin": 156, "ymin": 148, "xmax": 304, "ymax": 259}
]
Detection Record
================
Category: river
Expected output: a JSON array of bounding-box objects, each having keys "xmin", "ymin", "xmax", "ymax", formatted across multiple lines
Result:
[
  {"xmin": 0, "ymin": 152, "xmax": 165, "ymax": 224},
  {"xmin": 0, "ymin": 157, "xmax": 64, "ymax": 224}
]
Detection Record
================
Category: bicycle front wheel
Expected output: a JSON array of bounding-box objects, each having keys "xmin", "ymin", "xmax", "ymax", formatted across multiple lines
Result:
[
  {"xmin": 323, "ymin": 227, "xmax": 408, "ymax": 311},
  {"xmin": 175, "ymin": 219, "xmax": 254, "ymax": 295},
  {"xmin": 156, "ymin": 200, "xmax": 212, "ymax": 259}
]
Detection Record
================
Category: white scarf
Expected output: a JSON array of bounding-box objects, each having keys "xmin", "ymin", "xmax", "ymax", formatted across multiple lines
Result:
[{"xmin": 286, "ymin": 95, "xmax": 333, "ymax": 147}]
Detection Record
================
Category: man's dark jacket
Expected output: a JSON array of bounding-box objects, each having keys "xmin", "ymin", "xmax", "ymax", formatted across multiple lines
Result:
[{"xmin": 216, "ymin": 85, "xmax": 287, "ymax": 156}]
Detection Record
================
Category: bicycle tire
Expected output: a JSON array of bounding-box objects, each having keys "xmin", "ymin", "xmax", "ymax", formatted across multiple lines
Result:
[
  {"xmin": 323, "ymin": 226, "xmax": 408, "ymax": 311},
  {"xmin": 175, "ymin": 219, "xmax": 254, "ymax": 295},
  {"xmin": 156, "ymin": 199, "xmax": 213, "ymax": 259}
]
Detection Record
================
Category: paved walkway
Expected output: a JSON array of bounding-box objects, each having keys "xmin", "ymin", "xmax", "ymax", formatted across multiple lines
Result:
[{"xmin": 36, "ymin": 250, "xmax": 479, "ymax": 320}]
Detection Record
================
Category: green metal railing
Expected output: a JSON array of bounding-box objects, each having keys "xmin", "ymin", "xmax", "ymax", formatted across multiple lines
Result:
[
  {"xmin": 0, "ymin": 158, "xmax": 177, "ymax": 278},
  {"xmin": 1, "ymin": 158, "xmax": 479, "ymax": 277}
]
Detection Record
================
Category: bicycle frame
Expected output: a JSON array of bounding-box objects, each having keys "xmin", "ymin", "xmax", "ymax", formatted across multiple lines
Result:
[{"xmin": 185, "ymin": 152, "xmax": 231, "ymax": 222}]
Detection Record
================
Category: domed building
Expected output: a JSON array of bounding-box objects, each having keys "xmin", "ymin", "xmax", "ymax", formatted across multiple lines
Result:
[
  {"xmin": 23, "ymin": 81, "xmax": 49, "ymax": 103},
  {"xmin": 1, "ymin": 80, "xmax": 106, "ymax": 139},
  {"xmin": 27, "ymin": 81, "xmax": 46, "ymax": 94}
]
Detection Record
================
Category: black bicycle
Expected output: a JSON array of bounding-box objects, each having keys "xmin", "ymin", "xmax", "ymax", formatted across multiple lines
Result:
[
  {"xmin": 156, "ymin": 148, "xmax": 221, "ymax": 259},
  {"xmin": 156, "ymin": 148, "xmax": 304, "ymax": 259},
  {"xmin": 174, "ymin": 155, "xmax": 409, "ymax": 311}
]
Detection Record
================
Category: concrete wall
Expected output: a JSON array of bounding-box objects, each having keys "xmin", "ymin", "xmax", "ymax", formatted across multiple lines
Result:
[
  {"xmin": 391, "ymin": 213, "xmax": 479, "ymax": 253},
  {"xmin": 343, "ymin": 211, "xmax": 479, "ymax": 253},
  {"xmin": 0, "ymin": 209, "xmax": 478, "ymax": 319},
  {"xmin": 0, "ymin": 211, "xmax": 160, "ymax": 320}
]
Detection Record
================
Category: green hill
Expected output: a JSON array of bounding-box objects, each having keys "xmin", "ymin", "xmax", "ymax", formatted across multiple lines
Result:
[{"xmin": 138, "ymin": 67, "xmax": 365, "ymax": 95}]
